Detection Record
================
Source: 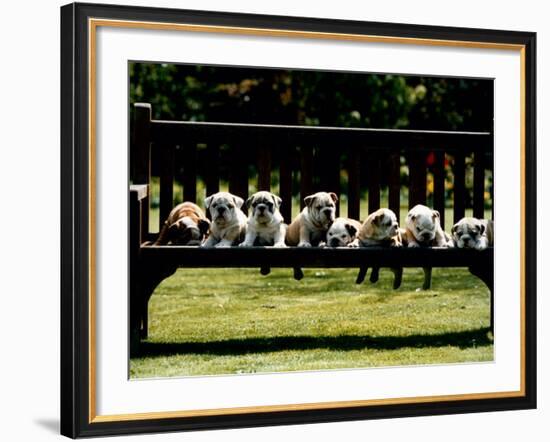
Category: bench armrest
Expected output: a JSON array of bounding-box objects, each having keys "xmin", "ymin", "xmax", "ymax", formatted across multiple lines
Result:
[{"xmin": 130, "ymin": 184, "xmax": 149, "ymax": 201}]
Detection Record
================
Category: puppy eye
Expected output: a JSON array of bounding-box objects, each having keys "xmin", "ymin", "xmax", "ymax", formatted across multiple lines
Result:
[
  {"xmin": 316, "ymin": 205, "xmax": 322, "ymax": 210},
  {"xmin": 341, "ymin": 234, "xmax": 347, "ymax": 238},
  {"xmin": 228, "ymin": 204, "xmax": 234, "ymax": 209}
]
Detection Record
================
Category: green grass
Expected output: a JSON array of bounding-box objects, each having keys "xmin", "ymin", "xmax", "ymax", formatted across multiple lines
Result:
[{"xmin": 130, "ymin": 267, "xmax": 493, "ymax": 378}]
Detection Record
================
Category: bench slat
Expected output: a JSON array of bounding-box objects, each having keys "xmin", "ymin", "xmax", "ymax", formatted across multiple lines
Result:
[
  {"xmin": 367, "ymin": 150, "xmax": 381, "ymax": 213},
  {"xmin": 408, "ymin": 152, "xmax": 427, "ymax": 208},
  {"xmin": 140, "ymin": 245, "xmax": 494, "ymax": 269},
  {"xmin": 347, "ymin": 148, "xmax": 361, "ymax": 220},
  {"xmin": 182, "ymin": 143, "xmax": 197, "ymax": 203},
  {"xmin": 159, "ymin": 144, "xmax": 175, "ymax": 231},
  {"xmin": 453, "ymin": 152, "xmax": 466, "ymax": 223},
  {"xmin": 319, "ymin": 146, "xmax": 341, "ymax": 216},
  {"xmin": 279, "ymin": 145, "xmax": 293, "ymax": 223},
  {"xmin": 300, "ymin": 145, "xmax": 313, "ymax": 210},
  {"xmin": 388, "ymin": 153, "xmax": 401, "ymax": 222},
  {"xmin": 473, "ymin": 151, "xmax": 485, "ymax": 219},
  {"xmin": 228, "ymin": 144, "xmax": 249, "ymax": 208},
  {"xmin": 433, "ymin": 151, "xmax": 446, "ymax": 228},
  {"xmin": 205, "ymin": 144, "xmax": 220, "ymax": 197},
  {"xmin": 257, "ymin": 144, "xmax": 271, "ymax": 191}
]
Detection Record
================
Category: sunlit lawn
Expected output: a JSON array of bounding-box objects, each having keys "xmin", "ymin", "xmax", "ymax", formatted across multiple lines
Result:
[{"xmin": 130, "ymin": 266, "xmax": 493, "ymax": 378}]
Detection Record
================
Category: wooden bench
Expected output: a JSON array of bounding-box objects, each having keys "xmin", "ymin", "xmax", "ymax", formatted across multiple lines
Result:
[{"xmin": 129, "ymin": 102, "xmax": 494, "ymax": 355}]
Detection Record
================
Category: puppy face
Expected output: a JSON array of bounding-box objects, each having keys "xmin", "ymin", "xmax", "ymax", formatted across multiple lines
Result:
[
  {"xmin": 204, "ymin": 192, "xmax": 245, "ymax": 227},
  {"xmin": 246, "ymin": 191, "xmax": 282, "ymax": 225},
  {"xmin": 406, "ymin": 204, "xmax": 440, "ymax": 244},
  {"xmin": 168, "ymin": 217, "xmax": 210, "ymax": 245},
  {"xmin": 304, "ymin": 192, "xmax": 338, "ymax": 228},
  {"xmin": 451, "ymin": 217, "xmax": 486, "ymax": 249},
  {"xmin": 326, "ymin": 218, "xmax": 358, "ymax": 247},
  {"xmin": 363, "ymin": 208, "xmax": 399, "ymax": 241}
]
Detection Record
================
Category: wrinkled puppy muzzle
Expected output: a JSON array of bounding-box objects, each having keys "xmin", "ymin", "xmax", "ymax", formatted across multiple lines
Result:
[
  {"xmin": 321, "ymin": 208, "xmax": 335, "ymax": 223},
  {"xmin": 329, "ymin": 237, "xmax": 343, "ymax": 247}
]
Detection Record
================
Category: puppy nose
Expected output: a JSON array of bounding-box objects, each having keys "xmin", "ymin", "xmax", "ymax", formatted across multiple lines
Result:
[
  {"xmin": 422, "ymin": 232, "xmax": 431, "ymax": 239},
  {"xmin": 329, "ymin": 238, "xmax": 339, "ymax": 247},
  {"xmin": 258, "ymin": 205, "xmax": 265, "ymax": 213},
  {"xmin": 393, "ymin": 222, "xmax": 398, "ymax": 229},
  {"xmin": 217, "ymin": 207, "xmax": 226, "ymax": 214},
  {"xmin": 463, "ymin": 237, "xmax": 470, "ymax": 243}
]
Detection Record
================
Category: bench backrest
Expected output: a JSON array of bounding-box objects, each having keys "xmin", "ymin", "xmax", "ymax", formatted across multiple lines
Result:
[{"xmin": 131, "ymin": 103, "xmax": 493, "ymax": 240}]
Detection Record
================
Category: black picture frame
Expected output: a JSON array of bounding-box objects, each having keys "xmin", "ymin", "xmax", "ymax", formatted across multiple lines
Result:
[{"xmin": 61, "ymin": 2, "xmax": 536, "ymax": 438}]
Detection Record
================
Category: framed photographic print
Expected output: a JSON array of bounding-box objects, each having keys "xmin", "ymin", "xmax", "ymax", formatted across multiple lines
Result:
[{"xmin": 60, "ymin": 2, "xmax": 536, "ymax": 438}]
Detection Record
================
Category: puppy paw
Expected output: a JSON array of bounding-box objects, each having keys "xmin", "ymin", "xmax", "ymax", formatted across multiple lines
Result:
[
  {"xmin": 239, "ymin": 242, "xmax": 253, "ymax": 247},
  {"xmin": 272, "ymin": 242, "xmax": 288, "ymax": 248},
  {"xmin": 347, "ymin": 242, "xmax": 359, "ymax": 248},
  {"xmin": 214, "ymin": 242, "xmax": 231, "ymax": 248},
  {"xmin": 408, "ymin": 242, "xmax": 420, "ymax": 248},
  {"xmin": 391, "ymin": 242, "xmax": 403, "ymax": 248},
  {"xmin": 298, "ymin": 241, "xmax": 312, "ymax": 247},
  {"xmin": 474, "ymin": 243, "xmax": 487, "ymax": 251}
]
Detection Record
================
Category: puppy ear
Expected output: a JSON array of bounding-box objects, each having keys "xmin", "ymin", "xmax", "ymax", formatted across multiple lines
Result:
[
  {"xmin": 373, "ymin": 214, "xmax": 383, "ymax": 225},
  {"xmin": 432, "ymin": 210, "xmax": 440, "ymax": 219},
  {"xmin": 245, "ymin": 196, "xmax": 254, "ymax": 210},
  {"xmin": 304, "ymin": 195, "xmax": 315, "ymax": 208},
  {"xmin": 204, "ymin": 195, "xmax": 213, "ymax": 210},
  {"xmin": 168, "ymin": 222, "xmax": 180, "ymax": 236},
  {"xmin": 329, "ymin": 192, "xmax": 338, "ymax": 202},
  {"xmin": 274, "ymin": 195, "xmax": 282, "ymax": 208},
  {"xmin": 451, "ymin": 223, "xmax": 458, "ymax": 234},
  {"xmin": 478, "ymin": 222, "xmax": 485, "ymax": 236},
  {"xmin": 198, "ymin": 219, "xmax": 211, "ymax": 236},
  {"xmin": 345, "ymin": 223, "xmax": 357, "ymax": 237},
  {"xmin": 232, "ymin": 195, "xmax": 244, "ymax": 209}
]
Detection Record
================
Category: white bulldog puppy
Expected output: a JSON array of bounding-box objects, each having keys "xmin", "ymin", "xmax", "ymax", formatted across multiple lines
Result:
[
  {"xmin": 403, "ymin": 204, "xmax": 453, "ymax": 290},
  {"xmin": 201, "ymin": 192, "xmax": 247, "ymax": 248},
  {"xmin": 351, "ymin": 208, "xmax": 404, "ymax": 289},
  {"xmin": 324, "ymin": 217, "xmax": 362, "ymax": 247},
  {"xmin": 451, "ymin": 217, "xmax": 493, "ymax": 250},
  {"xmin": 240, "ymin": 191, "xmax": 287, "ymax": 247},
  {"xmin": 286, "ymin": 192, "xmax": 337, "ymax": 247},
  {"xmin": 404, "ymin": 204, "xmax": 453, "ymax": 248}
]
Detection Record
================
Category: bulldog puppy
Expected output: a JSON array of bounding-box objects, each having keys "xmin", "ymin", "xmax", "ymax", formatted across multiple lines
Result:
[
  {"xmin": 451, "ymin": 217, "xmax": 494, "ymax": 250},
  {"xmin": 200, "ymin": 192, "xmax": 247, "ymax": 248},
  {"xmin": 324, "ymin": 217, "xmax": 362, "ymax": 247},
  {"xmin": 286, "ymin": 192, "xmax": 338, "ymax": 247},
  {"xmin": 351, "ymin": 208, "xmax": 404, "ymax": 289},
  {"xmin": 404, "ymin": 204, "xmax": 453, "ymax": 290},
  {"xmin": 240, "ymin": 191, "xmax": 287, "ymax": 247},
  {"xmin": 154, "ymin": 202, "xmax": 210, "ymax": 246}
]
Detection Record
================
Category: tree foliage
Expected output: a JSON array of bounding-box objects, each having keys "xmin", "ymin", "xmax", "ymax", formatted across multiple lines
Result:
[{"xmin": 130, "ymin": 63, "xmax": 493, "ymax": 131}]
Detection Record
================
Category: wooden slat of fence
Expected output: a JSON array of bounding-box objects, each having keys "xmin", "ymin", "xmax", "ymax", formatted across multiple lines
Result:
[
  {"xmin": 300, "ymin": 145, "xmax": 313, "ymax": 210},
  {"xmin": 182, "ymin": 143, "xmax": 197, "ymax": 203},
  {"xmin": 473, "ymin": 151, "xmax": 485, "ymax": 219},
  {"xmin": 159, "ymin": 144, "xmax": 175, "ymax": 231},
  {"xmin": 279, "ymin": 145, "xmax": 293, "ymax": 223},
  {"xmin": 367, "ymin": 151, "xmax": 381, "ymax": 213},
  {"xmin": 205, "ymin": 144, "xmax": 220, "ymax": 197},
  {"xmin": 433, "ymin": 151, "xmax": 446, "ymax": 229},
  {"xmin": 453, "ymin": 152, "xmax": 466, "ymax": 223},
  {"xmin": 257, "ymin": 145, "xmax": 272, "ymax": 191},
  {"xmin": 347, "ymin": 148, "xmax": 361, "ymax": 221},
  {"xmin": 408, "ymin": 152, "xmax": 427, "ymax": 208},
  {"xmin": 388, "ymin": 153, "xmax": 401, "ymax": 222}
]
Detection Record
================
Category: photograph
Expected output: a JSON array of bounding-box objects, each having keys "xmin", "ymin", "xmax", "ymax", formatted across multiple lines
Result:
[{"xmin": 128, "ymin": 62, "xmax": 495, "ymax": 378}]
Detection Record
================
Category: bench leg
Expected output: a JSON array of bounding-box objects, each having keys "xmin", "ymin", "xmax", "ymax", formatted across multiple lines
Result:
[
  {"xmin": 130, "ymin": 261, "xmax": 177, "ymax": 356},
  {"xmin": 356, "ymin": 266, "xmax": 368, "ymax": 284},
  {"xmin": 469, "ymin": 262, "xmax": 494, "ymax": 334}
]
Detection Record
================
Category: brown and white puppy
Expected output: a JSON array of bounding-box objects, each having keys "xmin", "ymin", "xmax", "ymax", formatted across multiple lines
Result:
[
  {"xmin": 154, "ymin": 202, "xmax": 210, "ymax": 246},
  {"xmin": 240, "ymin": 191, "xmax": 287, "ymax": 247},
  {"xmin": 286, "ymin": 192, "xmax": 338, "ymax": 247},
  {"xmin": 351, "ymin": 208, "xmax": 404, "ymax": 289},
  {"xmin": 404, "ymin": 204, "xmax": 453, "ymax": 290},
  {"xmin": 324, "ymin": 217, "xmax": 362, "ymax": 247},
  {"xmin": 201, "ymin": 192, "xmax": 247, "ymax": 248},
  {"xmin": 451, "ymin": 217, "xmax": 493, "ymax": 250}
]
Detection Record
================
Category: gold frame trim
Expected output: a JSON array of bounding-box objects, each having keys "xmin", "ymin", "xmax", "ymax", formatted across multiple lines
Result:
[{"xmin": 88, "ymin": 18, "xmax": 527, "ymax": 424}]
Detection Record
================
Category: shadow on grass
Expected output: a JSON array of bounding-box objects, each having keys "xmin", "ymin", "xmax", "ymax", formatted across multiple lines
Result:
[{"xmin": 138, "ymin": 328, "xmax": 492, "ymax": 357}]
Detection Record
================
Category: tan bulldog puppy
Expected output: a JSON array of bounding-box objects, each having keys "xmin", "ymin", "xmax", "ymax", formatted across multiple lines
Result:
[{"xmin": 154, "ymin": 202, "xmax": 210, "ymax": 246}]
